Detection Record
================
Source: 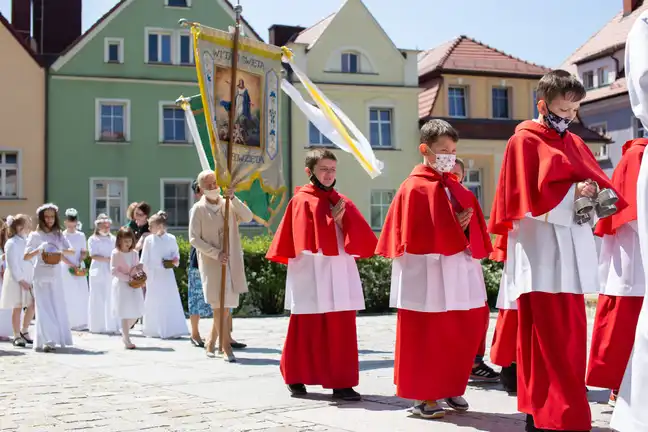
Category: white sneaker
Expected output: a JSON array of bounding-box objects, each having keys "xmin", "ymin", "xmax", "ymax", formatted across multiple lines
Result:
[{"xmin": 445, "ymin": 396, "xmax": 469, "ymax": 411}]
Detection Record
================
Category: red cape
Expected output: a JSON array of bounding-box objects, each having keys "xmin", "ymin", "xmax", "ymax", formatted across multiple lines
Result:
[
  {"xmin": 266, "ymin": 183, "xmax": 377, "ymax": 264},
  {"xmin": 375, "ymin": 164, "xmax": 493, "ymax": 260},
  {"xmin": 489, "ymin": 120, "xmax": 627, "ymax": 261},
  {"xmin": 594, "ymin": 138, "xmax": 648, "ymax": 236}
]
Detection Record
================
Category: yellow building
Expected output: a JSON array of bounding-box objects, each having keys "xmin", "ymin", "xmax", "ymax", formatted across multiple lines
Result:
[
  {"xmin": 269, "ymin": 0, "xmax": 419, "ymax": 231},
  {"xmin": 419, "ymin": 36, "xmax": 609, "ymax": 216},
  {"xmin": 0, "ymin": 14, "xmax": 45, "ymax": 217}
]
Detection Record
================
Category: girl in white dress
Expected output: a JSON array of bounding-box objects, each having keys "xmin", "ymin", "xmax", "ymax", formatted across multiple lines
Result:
[
  {"xmin": 0, "ymin": 218, "xmax": 15, "ymax": 341},
  {"xmin": 25, "ymin": 204, "xmax": 74, "ymax": 352},
  {"xmin": 61, "ymin": 209, "xmax": 89, "ymax": 331},
  {"xmin": 141, "ymin": 211, "xmax": 188, "ymax": 339},
  {"xmin": 111, "ymin": 227, "xmax": 144, "ymax": 349},
  {"xmin": 0, "ymin": 214, "xmax": 35, "ymax": 347},
  {"xmin": 87, "ymin": 214, "xmax": 119, "ymax": 334}
]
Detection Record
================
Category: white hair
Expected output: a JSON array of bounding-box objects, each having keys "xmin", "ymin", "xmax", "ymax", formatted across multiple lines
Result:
[{"xmin": 196, "ymin": 170, "xmax": 218, "ymax": 190}]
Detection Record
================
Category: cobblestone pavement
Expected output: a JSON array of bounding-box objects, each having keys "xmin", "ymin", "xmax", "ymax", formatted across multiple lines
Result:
[{"xmin": 0, "ymin": 314, "xmax": 614, "ymax": 431}]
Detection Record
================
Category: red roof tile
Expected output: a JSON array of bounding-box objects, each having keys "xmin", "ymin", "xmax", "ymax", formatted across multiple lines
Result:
[
  {"xmin": 419, "ymin": 35, "xmax": 550, "ymax": 79},
  {"xmin": 582, "ymin": 77, "xmax": 628, "ymax": 104},
  {"xmin": 419, "ymin": 77, "xmax": 442, "ymax": 118}
]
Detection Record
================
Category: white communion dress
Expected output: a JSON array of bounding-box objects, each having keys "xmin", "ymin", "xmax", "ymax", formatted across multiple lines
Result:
[
  {"xmin": 61, "ymin": 230, "xmax": 89, "ymax": 330},
  {"xmin": 87, "ymin": 234, "xmax": 120, "ymax": 334}
]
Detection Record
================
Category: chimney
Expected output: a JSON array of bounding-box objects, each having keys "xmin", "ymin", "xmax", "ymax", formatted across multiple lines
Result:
[
  {"xmin": 33, "ymin": 0, "xmax": 82, "ymax": 62},
  {"xmin": 269, "ymin": 24, "xmax": 305, "ymax": 47},
  {"xmin": 623, "ymin": 0, "xmax": 642, "ymax": 16},
  {"xmin": 11, "ymin": 0, "xmax": 31, "ymax": 43}
]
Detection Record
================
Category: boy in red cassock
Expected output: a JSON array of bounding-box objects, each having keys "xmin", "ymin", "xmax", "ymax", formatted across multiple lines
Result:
[
  {"xmin": 266, "ymin": 148, "xmax": 377, "ymax": 401},
  {"xmin": 489, "ymin": 69, "xmax": 626, "ymax": 432},
  {"xmin": 377, "ymin": 119, "xmax": 492, "ymax": 419}
]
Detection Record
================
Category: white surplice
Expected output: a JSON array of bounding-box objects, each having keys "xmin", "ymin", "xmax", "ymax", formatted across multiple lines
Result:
[
  {"xmin": 611, "ymin": 13, "xmax": 648, "ymax": 431},
  {"xmin": 140, "ymin": 233, "xmax": 188, "ymax": 339},
  {"xmin": 0, "ymin": 250, "xmax": 14, "ymax": 337},
  {"xmin": 61, "ymin": 230, "xmax": 89, "ymax": 330},
  {"xmin": 0, "ymin": 236, "xmax": 34, "ymax": 310},
  {"xmin": 285, "ymin": 225, "xmax": 365, "ymax": 314},
  {"xmin": 25, "ymin": 230, "xmax": 73, "ymax": 349},
  {"xmin": 598, "ymin": 222, "xmax": 645, "ymax": 297},
  {"xmin": 505, "ymin": 184, "xmax": 600, "ymax": 300},
  {"xmin": 87, "ymin": 234, "xmax": 120, "ymax": 334}
]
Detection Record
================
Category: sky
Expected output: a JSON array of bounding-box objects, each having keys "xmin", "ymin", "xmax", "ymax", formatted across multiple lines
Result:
[{"xmin": 0, "ymin": 0, "xmax": 621, "ymax": 68}]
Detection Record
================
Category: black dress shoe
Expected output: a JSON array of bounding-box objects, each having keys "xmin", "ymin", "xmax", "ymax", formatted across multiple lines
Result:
[
  {"xmin": 20, "ymin": 332, "xmax": 33, "ymax": 344},
  {"xmin": 231, "ymin": 341, "xmax": 247, "ymax": 349},
  {"xmin": 500, "ymin": 363, "xmax": 517, "ymax": 393},
  {"xmin": 332, "ymin": 388, "xmax": 362, "ymax": 401},
  {"xmin": 287, "ymin": 384, "xmax": 307, "ymax": 396}
]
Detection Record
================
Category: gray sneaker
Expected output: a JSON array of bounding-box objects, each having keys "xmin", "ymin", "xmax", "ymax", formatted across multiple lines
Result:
[
  {"xmin": 445, "ymin": 396, "xmax": 469, "ymax": 412},
  {"xmin": 412, "ymin": 401, "xmax": 445, "ymax": 419}
]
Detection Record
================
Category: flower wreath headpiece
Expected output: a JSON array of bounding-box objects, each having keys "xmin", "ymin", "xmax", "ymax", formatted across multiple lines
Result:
[{"xmin": 36, "ymin": 203, "xmax": 59, "ymax": 214}]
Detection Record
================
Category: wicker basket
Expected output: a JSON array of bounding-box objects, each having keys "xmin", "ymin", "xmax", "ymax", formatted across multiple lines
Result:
[
  {"xmin": 162, "ymin": 259, "xmax": 175, "ymax": 269},
  {"xmin": 68, "ymin": 266, "xmax": 88, "ymax": 277},
  {"xmin": 128, "ymin": 267, "xmax": 147, "ymax": 289},
  {"xmin": 42, "ymin": 243, "xmax": 62, "ymax": 265}
]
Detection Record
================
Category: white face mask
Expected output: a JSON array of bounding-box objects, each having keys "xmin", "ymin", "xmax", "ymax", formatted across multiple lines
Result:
[
  {"xmin": 433, "ymin": 154, "xmax": 456, "ymax": 173},
  {"xmin": 203, "ymin": 188, "xmax": 221, "ymax": 201}
]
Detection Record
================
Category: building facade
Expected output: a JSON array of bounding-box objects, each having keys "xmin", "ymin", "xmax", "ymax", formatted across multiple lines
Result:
[
  {"xmin": 561, "ymin": 0, "xmax": 648, "ymax": 175},
  {"xmin": 0, "ymin": 13, "xmax": 45, "ymax": 216},
  {"xmin": 270, "ymin": 0, "xmax": 419, "ymax": 231},
  {"xmin": 45, "ymin": 0, "xmax": 281, "ymax": 231},
  {"xmin": 420, "ymin": 36, "xmax": 609, "ymax": 216}
]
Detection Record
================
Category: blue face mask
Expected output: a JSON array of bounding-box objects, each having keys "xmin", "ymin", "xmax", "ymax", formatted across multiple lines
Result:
[{"xmin": 544, "ymin": 109, "xmax": 574, "ymax": 135}]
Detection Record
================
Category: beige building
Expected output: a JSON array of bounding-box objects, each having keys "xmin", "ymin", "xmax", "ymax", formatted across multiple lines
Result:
[
  {"xmin": 0, "ymin": 14, "xmax": 45, "ymax": 217},
  {"xmin": 269, "ymin": 0, "xmax": 419, "ymax": 231}
]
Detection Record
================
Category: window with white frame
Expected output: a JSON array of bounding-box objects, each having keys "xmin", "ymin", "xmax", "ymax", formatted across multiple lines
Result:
[
  {"xmin": 596, "ymin": 144, "xmax": 609, "ymax": 160},
  {"xmin": 532, "ymin": 89, "xmax": 539, "ymax": 118},
  {"xmin": 147, "ymin": 30, "xmax": 172, "ymax": 64},
  {"xmin": 91, "ymin": 179, "xmax": 126, "ymax": 227},
  {"xmin": 166, "ymin": 0, "xmax": 190, "ymax": 7},
  {"xmin": 448, "ymin": 86, "xmax": 467, "ymax": 118},
  {"xmin": 464, "ymin": 168, "xmax": 483, "ymax": 206},
  {"xmin": 369, "ymin": 108, "xmax": 393, "ymax": 148},
  {"xmin": 635, "ymin": 117, "xmax": 647, "ymax": 138},
  {"xmin": 308, "ymin": 121, "xmax": 332, "ymax": 146},
  {"xmin": 492, "ymin": 87, "xmax": 511, "ymax": 119},
  {"xmin": 104, "ymin": 38, "xmax": 123, "ymax": 63},
  {"xmin": 370, "ymin": 190, "xmax": 395, "ymax": 230},
  {"xmin": 341, "ymin": 52, "xmax": 359, "ymax": 73},
  {"xmin": 178, "ymin": 32, "xmax": 193, "ymax": 65},
  {"xmin": 161, "ymin": 180, "xmax": 192, "ymax": 228},
  {"xmin": 0, "ymin": 151, "xmax": 18, "ymax": 198},
  {"xmin": 160, "ymin": 103, "xmax": 188, "ymax": 143},
  {"xmin": 589, "ymin": 122, "xmax": 607, "ymax": 136},
  {"xmin": 583, "ymin": 71, "xmax": 595, "ymax": 89},
  {"xmin": 597, "ymin": 67, "xmax": 609, "ymax": 86},
  {"xmin": 96, "ymin": 99, "xmax": 130, "ymax": 142}
]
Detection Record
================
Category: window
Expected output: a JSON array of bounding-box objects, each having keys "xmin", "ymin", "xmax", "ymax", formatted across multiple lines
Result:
[
  {"xmin": 104, "ymin": 38, "xmax": 124, "ymax": 64},
  {"xmin": 589, "ymin": 122, "xmax": 607, "ymax": 136},
  {"xmin": 161, "ymin": 180, "xmax": 192, "ymax": 228},
  {"xmin": 369, "ymin": 108, "xmax": 393, "ymax": 148},
  {"xmin": 166, "ymin": 0, "xmax": 190, "ymax": 6},
  {"xmin": 370, "ymin": 190, "xmax": 395, "ymax": 230},
  {"xmin": 95, "ymin": 99, "xmax": 130, "ymax": 142},
  {"xmin": 91, "ymin": 179, "xmax": 126, "ymax": 227},
  {"xmin": 179, "ymin": 33, "xmax": 193, "ymax": 65},
  {"xmin": 341, "ymin": 52, "xmax": 359, "ymax": 73},
  {"xmin": 448, "ymin": 87, "xmax": 467, "ymax": 118},
  {"xmin": 532, "ymin": 89, "xmax": 539, "ymax": 118},
  {"xmin": 597, "ymin": 67, "xmax": 609, "ymax": 86},
  {"xmin": 583, "ymin": 71, "xmax": 595, "ymax": 89},
  {"xmin": 147, "ymin": 31, "xmax": 172, "ymax": 64},
  {"xmin": 492, "ymin": 88, "xmax": 510, "ymax": 119},
  {"xmin": 464, "ymin": 168, "xmax": 483, "ymax": 206},
  {"xmin": 635, "ymin": 117, "xmax": 646, "ymax": 138},
  {"xmin": 0, "ymin": 151, "xmax": 18, "ymax": 198},
  {"xmin": 308, "ymin": 121, "xmax": 332, "ymax": 146},
  {"xmin": 596, "ymin": 144, "xmax": 609, "ymax": 160},
  {"xmin": 160, "ymin": 103, "xmax": 189, "ymax": 143}
]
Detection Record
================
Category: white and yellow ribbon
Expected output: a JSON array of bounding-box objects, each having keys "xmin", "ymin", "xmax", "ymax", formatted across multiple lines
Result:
[
  {"xmin": 281, "ymin": 47, "xmax": 383, "ymax": 179},
  {"xmin": 177, "ymin": 96, "xmax": 211, "ymax": 171}
]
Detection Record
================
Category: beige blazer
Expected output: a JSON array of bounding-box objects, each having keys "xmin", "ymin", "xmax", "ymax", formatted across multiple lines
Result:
[{"xmin": 189, "ymin": 195, "xmax": 253, "ymax": 307}]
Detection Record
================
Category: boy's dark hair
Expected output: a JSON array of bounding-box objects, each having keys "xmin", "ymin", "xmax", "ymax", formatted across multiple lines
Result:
[
  {"xmin": 305, "ymin": 148, "xmax": 337, "ymax": 172},
  {"xmin": 115, "ymin": 227, "xmax": 136, "ymax": 252},
  {"xmin": 536, "ymin": 69, "xmax": 586, "ymax": 105},
  {"xmin": 420, "ymin": 119, "xmax": 459, "ymax": 145}
]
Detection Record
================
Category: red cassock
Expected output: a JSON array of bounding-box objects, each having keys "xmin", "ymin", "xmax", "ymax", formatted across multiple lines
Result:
[
  {"xmin": 376, "ymin": 165, "xmax": 492, "ymax": 401},
  {"xmin": 266, "ymin": 183, "xmax": 377, "ymax": 389},
  {"xmin": 587, "ymin": 139, "xmax": 648, "ymax": 390},
  {"xmin": 489, "ymin": 121, "xmax": 627, "ymax": 431}
]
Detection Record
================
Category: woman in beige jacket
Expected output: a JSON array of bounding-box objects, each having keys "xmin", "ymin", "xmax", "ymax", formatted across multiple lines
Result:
[{"xmin": 189, "ymin": 170, "xmax": 253, "ymax": 362}]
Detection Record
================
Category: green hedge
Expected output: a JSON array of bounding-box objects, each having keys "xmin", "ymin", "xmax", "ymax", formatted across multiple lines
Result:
[{"xmin": 84, "ymin": 236, "xmax": 503, "ymax": 316}]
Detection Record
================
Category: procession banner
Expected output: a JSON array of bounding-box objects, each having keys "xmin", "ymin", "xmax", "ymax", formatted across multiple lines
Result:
[
  {"xmin": 180, "ymin": 94, "xmax": 287, "ymax": 229},
  {"xmin": 191, "ymin": 24, "xmax": 285, "ymax": 195}
]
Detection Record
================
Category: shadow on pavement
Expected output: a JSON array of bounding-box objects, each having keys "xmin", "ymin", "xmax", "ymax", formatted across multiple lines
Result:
[
  {"xmin": 359, "ymin": 359, "xmax": 394, "ymax": 371},
  {"xmin": 234, "ymin": 357, "xmax": 280, "ymax": 366},
  {"xmin": 235, "ymin": 347, "xmax": 282, "ymax": 354},
  {"xmin": 57, "ymin": 347, "xmax": 106, "ymax": 355},
  {"xmin": 0, "ymin": 350, "xmax": 26, "ymax": 356},
  {"xmin": 130, "ymin": 346, "xmax": 175, "ymax": 352}
]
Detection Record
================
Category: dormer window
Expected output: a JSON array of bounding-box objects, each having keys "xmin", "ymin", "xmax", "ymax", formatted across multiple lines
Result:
[
  {"xmin": 341, "ymin": 52, "xmax": 359, "ymax": 73},
  {"xmin": 583, "ymin": 71, "xmax": 594, "ymax": 89}
]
